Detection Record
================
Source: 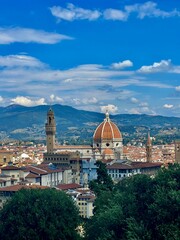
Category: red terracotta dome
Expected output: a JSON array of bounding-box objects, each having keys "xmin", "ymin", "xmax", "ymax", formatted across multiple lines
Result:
[{"xmin": 93, "ymin": 112, "xmax": 122, "ymax": 141}]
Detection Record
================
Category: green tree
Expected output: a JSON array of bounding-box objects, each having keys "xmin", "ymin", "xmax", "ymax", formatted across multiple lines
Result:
[
  {"xmin": 0, "ymin": 188, "xmax": 81, "ymax": 240},
  {"xmin": 89, "ymin": 161, "xmax": 113, "ymax": 195},
  {"xmin": 86, "ymin": 164, "xmax": 180, "ymax": 240}
]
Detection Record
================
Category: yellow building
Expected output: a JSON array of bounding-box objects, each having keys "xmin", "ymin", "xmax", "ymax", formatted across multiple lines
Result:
[
  {"xmin": 0, "ymin": 149, "xmax": 14, "ymax": 165},
  {"xmin": 77, "ymin": 193, "xmax": 95, "ymax": 218}
]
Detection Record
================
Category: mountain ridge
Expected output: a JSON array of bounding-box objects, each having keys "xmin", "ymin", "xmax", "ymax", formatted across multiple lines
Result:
[{"xmin": 0, "ymin": 104, "xmax": 179, "ymax": 144}]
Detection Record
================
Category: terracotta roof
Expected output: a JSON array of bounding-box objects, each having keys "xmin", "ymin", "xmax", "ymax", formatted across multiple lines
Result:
[
  {"xmin": 93, "ymin": 114, "xmax": 122, "ymax": 141},
  {"xmin": 24, "ymin": 166, "xmax": 47, "ymax": 175},
  {"xmin": 103, "ymin": 148, "xmax": 114, "ymax": 155},
  {"xmin": 107, "ymin": 163, "xmax": 132, "ymax": 170},
  {"xmin": 1, "ymin": 165, "xmax": 20, "ymax": 170},
  {"xmin": 44, "ymin": 151, "xmax": 73, "ymax": 156},
  {"xmin": 77, "ymin": 194, "xmax": 95, "ymax": 200},
  {"xmin": 123, "ymin": 147, "xmax": 129, "ymax": 154},
  {"xmin": 107, "ymin": 162, "xmax": 162, "ymax": 170},
  {"xmin": 131, "ymin": 162, "xmax": 162, "ymax": 168},
  {"xmin": 0, "ymin": 150, "xmax": 13, "ymax": 153},
  {"xmin": 56, "ymin": 183, "xmax": 81, "ymax": 190},
  {"xmin": 0, "ymin": 184, "xmax": 49, "ymax": 192},
  {"xmin": 25, "ymin": 173, "xmax": 39, "ymax": 178},
  {"xmin": 37, "ymin": 164, "xmax": 63, "ymax": 173},
  {"xmin": 56, "ymin": 145, "xmax": 91, "ymax": 149}
]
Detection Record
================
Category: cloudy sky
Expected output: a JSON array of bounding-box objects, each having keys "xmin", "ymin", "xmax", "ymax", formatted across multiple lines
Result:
[{"xmin": 0, "ymin": 0, "xmax": 180, "ymax": 117}]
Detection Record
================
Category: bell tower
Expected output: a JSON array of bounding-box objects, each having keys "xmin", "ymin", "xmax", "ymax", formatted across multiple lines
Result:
[
  {"xmin": 146, "ymin": 131, "xmax": 152, "ymax": 162},
  {"xmin": 45, "ymin": 108, "xmax": 56, "ymax": 153},
  {"xmin": 175, "ymin": 140, "xmax": 180, "ymax": 163}
]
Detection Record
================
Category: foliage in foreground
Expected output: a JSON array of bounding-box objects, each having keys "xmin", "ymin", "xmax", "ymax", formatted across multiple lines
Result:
[
  {"xmin": 0, "ymin": 188, "xmax": 81, "ymax": 240},
  {"xmin": 86, "ymin": 164, "xmax": 180, "ymax": 240},
  {"xmin": 89, "ymin": 160, "xmax": 114, "ymax": 196}
]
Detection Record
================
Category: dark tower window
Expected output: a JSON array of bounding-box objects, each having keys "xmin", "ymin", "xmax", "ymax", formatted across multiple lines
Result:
[{"xmin": 49, "ymin": 117, "xmax": 51, "ymax": 124}]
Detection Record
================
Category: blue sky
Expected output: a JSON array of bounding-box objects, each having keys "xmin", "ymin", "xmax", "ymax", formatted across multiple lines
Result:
[{"xmin": 0, "ymin": 0, "xmax": 180, "ymax": 117}]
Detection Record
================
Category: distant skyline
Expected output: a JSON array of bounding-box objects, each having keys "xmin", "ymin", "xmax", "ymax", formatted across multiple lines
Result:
[{"xmin": 0, "ymin": 0, "xmax": 180, "ymax": 117}]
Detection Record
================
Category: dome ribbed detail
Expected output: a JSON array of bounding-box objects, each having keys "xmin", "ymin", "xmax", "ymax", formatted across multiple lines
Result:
[{"xmin": 93, "ymin": 114, "xmax": 122, "ymax": 141}]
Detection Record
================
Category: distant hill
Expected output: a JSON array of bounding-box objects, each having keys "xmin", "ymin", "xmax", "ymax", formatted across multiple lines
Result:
[{"xmin": 0, "ymin": 104, "xmax": 179, "ymax": 144}]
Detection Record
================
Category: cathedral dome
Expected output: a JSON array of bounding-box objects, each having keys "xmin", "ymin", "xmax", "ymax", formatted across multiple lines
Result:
[{"xmin": 93, "ymin": 111, "xmax": 122, "ymax": 141}]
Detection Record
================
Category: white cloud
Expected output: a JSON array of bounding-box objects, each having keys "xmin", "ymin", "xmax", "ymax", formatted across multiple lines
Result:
[
  {"xmin": 0, "ymin": 96, "xmax": 4, "ymax": 103},
  {"xmin": 72, "ymin": 97, "xmax": 98, "ymax": 105},
  {"xmin": 85, "ymin": 97, "xmax": 98, "ymax": 104},
  {"xmin": 0, "ymin": 27, "xmax": 72, "ymax": 44},
  {"xmin": 100, "ymin": 104, "xmax": 118, "ymax": 114},
  {"xmin": 128, "ymin": 108, "xmax": 140, "ymax": 114},
  {"xmin": 111, "ymin": 60, "xmax": 133, "ymax": 69},
  {"xmin": 128, "ymin": 106, "xmax": 156, "ymax": 115},
  {"xmin": 103, "ymin": 9, "xmax": 128, "ymax": 21},
  {"xmin": 175, "ymin": 86, "xmax": 180, "ymax": 92},
  {"xmin": 50, "ymin": 3, "xmax": 101, "ymax": 21},
  {"xmin": 50, "ymin": 94, "xmax": 64, "ymax": 103},
  {"xmin": 130, "ymin": 97, "xmax": 139, "ymax": 103},
  {"xmin": 11, "ymin": 96, "xmax": 47, "ymax": 107},
  {"xmin": 64, "ymin": 78, "xmax": 73, "ymax": 83},
  {"xmin": 105, "ymin": 2, "xmax": 180, "ymax": 21},
  {"xmin": 163, "ymin": 104, "xmax": 174, "ymax": 109},
  {"xmin": 50, "ymin": 2, "xmax": 180, "ymax": 22},
  {"xmin": 139, "ymin": 102, "xmax": 149, "ymax": 107},
  {"xmin": 0, "ymin": 55, "xmax": 45, "ymax": 68},
  {"xmin": 56, "ymin": 96, "xmax": 64, "ymax": 102},
  {"xmin": 72, "ymin": 98, "xmax": 81, "ymax": 105},
  {"xmin": 138, "ymin": 60, "xmax": 171, "ymax": 73},
  {"xmin": 0, "ymin": 53, "xmax": 177, "ymax": 116},
  {"xmin": 125, "ymin": 1, "xmax": 180, "ymax": 19}
]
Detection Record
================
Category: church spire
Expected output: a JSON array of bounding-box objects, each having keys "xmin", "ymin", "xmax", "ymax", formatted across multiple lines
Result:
[{"xmin": 147, "ymin": 131, "xmax": 152, "ymax": 146}]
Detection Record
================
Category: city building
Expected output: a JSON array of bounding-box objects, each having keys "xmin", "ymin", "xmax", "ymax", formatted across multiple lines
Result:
[
  {"xmin": 107, "ymin": 161, "xmax": 162, "ymax": 182},
  {"xmin": 20, "ymin": 164, "xmax": 64, "ymax": 187},
  {"xmin": 80, "ymin": 158, "xmax": 97, "ymax": 186},
  {"xmin": 0, "ymin": 149, "xmax": 15, "ymax": 165},
  {"xmin": 66, "ymin": 188, "xmax": 95, "ymax": 218},
  {"xmin": 44, "ymin": 108, "xmax": 124, "ymax": 162},
  {"xmin": 43, "ymin": 107, "xmax": 165, "ymax": 185}
]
